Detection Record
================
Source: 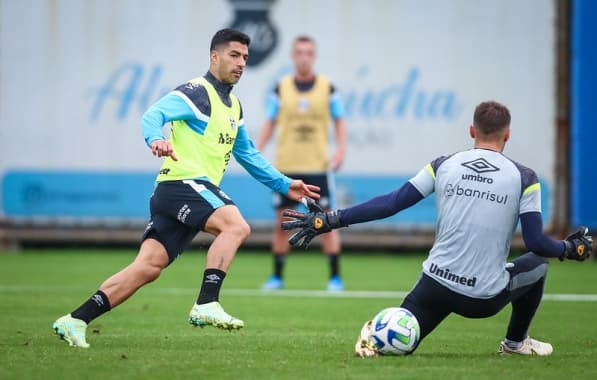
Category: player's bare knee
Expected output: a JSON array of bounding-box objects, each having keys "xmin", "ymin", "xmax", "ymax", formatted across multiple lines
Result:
[
  {"xmin": 236, "ymin": 221, "xmax": 251, "ymax": 242},
  {"xmin": 218, "ymin": 220, "xmax": 251, "ymax": 243}
]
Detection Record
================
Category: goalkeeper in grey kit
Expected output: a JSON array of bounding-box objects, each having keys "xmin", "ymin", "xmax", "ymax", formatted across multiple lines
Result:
[{"xmin": 283, "ymin": 101, "xmax": 593, "ymax": 356}]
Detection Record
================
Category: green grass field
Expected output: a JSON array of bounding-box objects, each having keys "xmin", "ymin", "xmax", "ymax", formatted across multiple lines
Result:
[{"xmin": 1, "ymin": 248, "xmax": 596, "ymax": 380}]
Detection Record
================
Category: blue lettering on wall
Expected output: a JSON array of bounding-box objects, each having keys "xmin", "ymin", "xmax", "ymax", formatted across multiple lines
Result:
[
  {"xmin": 87, "ymin": 62, "xmax": 462, "ymax": 124},
  {"xmin": 342, "ymin": 66, "xmax": 461, "ymax": 121},
  {"xmin": 88, "ymin": 62, "xmax": 169, "ymax": 123}
]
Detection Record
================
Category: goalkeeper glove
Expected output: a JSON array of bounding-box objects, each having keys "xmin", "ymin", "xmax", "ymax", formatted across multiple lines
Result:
[
  {"xmin": 560, "ymin": 226, "xmax": 593, "ymax": 261},
  {"xmin": 281, "ymin": 198, "xmax": 344, "ymax": 249}
]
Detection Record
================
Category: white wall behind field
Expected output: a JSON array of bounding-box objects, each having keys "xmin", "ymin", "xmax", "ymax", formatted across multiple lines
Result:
[{"xmin": 0, "ymin": 0, "xmax": 555, "ymax": 221}]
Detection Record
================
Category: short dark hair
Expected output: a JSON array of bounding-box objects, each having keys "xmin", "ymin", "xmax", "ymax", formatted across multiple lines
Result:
[
  {"xmin": 293, "ymin": 35, "xmax": 315, "ymax": 45},
  {"xmin": 473, "ymin": 101, "xmax": 511, "ymax": 135},
  {"xmin": 210, "ymin": 28, "xmax": 251, "ymax": 51}
]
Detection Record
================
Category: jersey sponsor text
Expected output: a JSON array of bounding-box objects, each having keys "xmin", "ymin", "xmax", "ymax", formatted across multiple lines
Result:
[
  {"xmin": 429, "ymin": 263, "xmax": 477, "ymax": 287},
  {"xmin": 445, "ymin": 183, "xmax": 508, "ymax": 205},
  {"xmin": 461, "ymin": 173, "xmax": 494, "ymax": 184}
]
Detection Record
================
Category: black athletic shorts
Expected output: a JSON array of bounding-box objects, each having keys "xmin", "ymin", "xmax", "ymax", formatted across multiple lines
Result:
[
  {"xmin": 273, "ymin": 172, "xmax": 335, "ymax": 209},
  {"xmin": 141, "ymin": 179, "xmax": 235, "ymax": 263},
  {"xmin": 400, "ymin": 252, "xmax": 548, "ymax": 346}
]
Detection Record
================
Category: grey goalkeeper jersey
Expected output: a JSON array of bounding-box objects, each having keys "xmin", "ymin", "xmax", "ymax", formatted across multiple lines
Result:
[{"xmin": 409, "ymin": 148, "xmax": 542, "ymax": 298}]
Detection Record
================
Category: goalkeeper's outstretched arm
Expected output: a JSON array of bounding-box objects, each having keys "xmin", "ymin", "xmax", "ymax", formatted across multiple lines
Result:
[
  {"xmin": 520, "ymin": 212, "xmax": 566, "ymax": 258},
  {"xmin": 521, "ymin": 212, "xmax": 592, "ymax": 261},
  {"xmin": 337, "ymin": 182, "xmax": 424, "ymax": 226},
  {"xmin": 282, "ymin": 182, "xmax": 425, "ymax": 248}
]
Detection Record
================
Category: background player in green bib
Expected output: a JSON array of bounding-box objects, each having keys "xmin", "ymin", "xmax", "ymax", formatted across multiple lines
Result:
[
  {"xmin": 52, "ymin": 29, "xmax": 320, "ymax": 348},
  {"xmin": 257, "ymin": 36, "xmax": 347, "ymax": 291}
]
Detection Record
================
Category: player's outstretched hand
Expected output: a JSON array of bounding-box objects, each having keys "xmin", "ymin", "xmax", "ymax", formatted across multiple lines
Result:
[
  {"xmin": 150, "ymin": 140, "xmax": 178, "ymax": 161},
  {"xmin": 281, "ymin": 198, "xmax": 344, "ymax": 249},
  {"xmin": 561, "ymin": 226, "xmax": 593, "ymax": 261},
  {"xmin": 286, "ymin": 180, "xmax": 320, "ymax": 203}
]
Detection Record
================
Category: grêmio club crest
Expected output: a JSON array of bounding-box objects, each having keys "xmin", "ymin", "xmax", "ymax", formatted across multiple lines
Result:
[{"xmin": 228, "ymin": 0, "xmax": 279, "ymax": 67}]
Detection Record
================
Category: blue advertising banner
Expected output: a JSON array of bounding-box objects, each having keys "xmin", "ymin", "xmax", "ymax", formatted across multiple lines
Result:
[
  {"xmin": 571, "ymin": 0, "xmax": 597, "ymax": 230},
  {"xmin": 2, "ymin": 171, "xmax": 551, "ymax": 227}
]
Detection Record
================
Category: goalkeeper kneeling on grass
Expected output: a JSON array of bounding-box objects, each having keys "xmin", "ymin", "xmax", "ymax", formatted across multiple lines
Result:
[{"xmin": 282, "ymin": 101, "xmax": 593, "ymax": 357}]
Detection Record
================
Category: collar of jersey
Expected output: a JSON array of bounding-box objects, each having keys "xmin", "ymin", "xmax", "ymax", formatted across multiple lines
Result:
[{"xmin": 204, "ymin": 71, "xmax": 234, "ymax": 103}]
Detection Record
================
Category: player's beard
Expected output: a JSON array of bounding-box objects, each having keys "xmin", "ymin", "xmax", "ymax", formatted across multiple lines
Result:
[{"xmin": 225, "ymin": 68, "xmax": 242, "ymax": 84}]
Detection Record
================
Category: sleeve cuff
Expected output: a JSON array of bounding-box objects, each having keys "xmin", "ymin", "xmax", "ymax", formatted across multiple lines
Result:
[
  {"xmin": 145, "ymin": 136, "xmax": 165, "ymax": 147},
  {"xmin": 279, "ymin": 178, "xmax": 292, "ymax": 195}
]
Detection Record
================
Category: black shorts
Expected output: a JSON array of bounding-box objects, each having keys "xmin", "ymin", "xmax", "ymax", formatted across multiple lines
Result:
[
  {"xmin": 400, "ymin": 252, "xmax": 548, "ymax": 347},
  {"xmin": 273, "ymin": 172, "xmax": 335, "ymax": 209},
  {"xmin": 141, "ymin": 179, "xmax": 235, "ymax": 263}
]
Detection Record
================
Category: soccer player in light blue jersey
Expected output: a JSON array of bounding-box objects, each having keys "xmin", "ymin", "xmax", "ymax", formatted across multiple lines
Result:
[
  {"xmin": 282, "ymin": 101, "xmax": 592, "ymax": 356},
  {"xmin": 52, "ymin": 29, "xmax": 319, "ymax": 348}
]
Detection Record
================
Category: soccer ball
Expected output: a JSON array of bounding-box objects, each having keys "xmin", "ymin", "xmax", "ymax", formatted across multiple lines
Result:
[{"xmin": 370, "ymin": 307, "xmax": 420, "ymax": 355}]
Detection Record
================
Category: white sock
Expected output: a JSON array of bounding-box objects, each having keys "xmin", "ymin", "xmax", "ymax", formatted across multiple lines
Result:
[{"xmin": 504, "ymin": 338, "xmax": 523, "ymax": 350}]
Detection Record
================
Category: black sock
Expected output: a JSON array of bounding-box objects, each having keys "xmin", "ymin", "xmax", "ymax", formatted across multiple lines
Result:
[
  {"xmin": 273, "ymin": 254, "xmax": 286, "ymax": 278},
  {"xmin": 328, "ymin": 254, "xmax": 340, "ymax": 278},
  {"xmin": 506, "ymin": 277, "xmax": 545, "ymax": 341},
  {"xmin": 70, "ymin": 290, "xmax": 111, "ymax": 324},
  {"xmin": 197, "ymin": 269, "xmax": 227, "ymax": 305}
]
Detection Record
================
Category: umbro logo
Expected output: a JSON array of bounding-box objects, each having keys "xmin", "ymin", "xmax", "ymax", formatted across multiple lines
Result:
[
  {"xmin": 461, "ymin": 158, "xmax": 500, "ymax": 174},
  {"xmin": 185, "ymin": 82, "xmax": 200, "ymax": 90},
  {"xmin": 92, "ymin": 294, "xmax": 105, "ymax": 307},
  {"xmin": 205, "ymin": 274, "xmax": 221, "ymax": 284}
]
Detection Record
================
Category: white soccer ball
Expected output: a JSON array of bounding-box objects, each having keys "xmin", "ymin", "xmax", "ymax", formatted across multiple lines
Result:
[{"xmin": 370, "ymin": 307, "xmax": 420, "ymax": 355}]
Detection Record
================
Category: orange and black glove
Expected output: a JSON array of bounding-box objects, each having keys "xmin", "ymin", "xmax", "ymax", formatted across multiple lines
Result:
[
  {"xmin": 281, "ymin": 198, "xmax": 344, "ymax": 249},
  {"xmin": 560, "ymin": 226, "xmax": 593, "ymax": 261}
]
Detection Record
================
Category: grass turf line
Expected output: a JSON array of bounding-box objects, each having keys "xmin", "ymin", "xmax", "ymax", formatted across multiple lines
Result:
[{"xmin": 0, "ymin": 249, "xmax": 596, "ymax": 380}]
